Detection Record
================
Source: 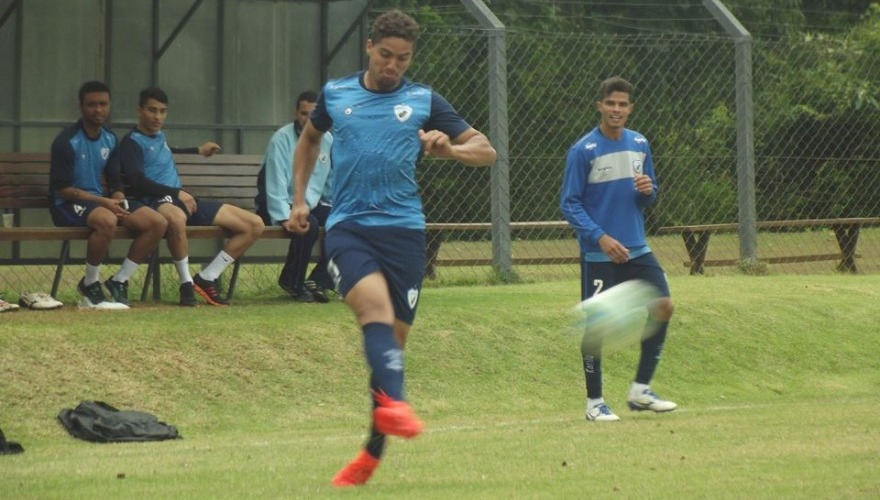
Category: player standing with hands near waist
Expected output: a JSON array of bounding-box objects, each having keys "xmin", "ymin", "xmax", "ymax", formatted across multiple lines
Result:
[
  {"xmin": 286, "ymin": 9, "xmax": 496, "ymax": 487},
  {"xmin": 561, "ymin": 76, "xmax": 677, "ymax": 423}
]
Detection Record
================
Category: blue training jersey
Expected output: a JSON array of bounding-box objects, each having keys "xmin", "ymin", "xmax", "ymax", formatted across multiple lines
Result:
[
  {"xmin": 560, "ymin": 127, "xmax": 658, "ymax": 262},
  {"xmin": 119, "ymin": 129, "xmax": 183, "ymax": 201},
  {"xmin": 49, "ymin": 120, "xmax": 119, "ymax": 206},
  {"xmin": 310, "ymin": 71, "xmax": 470, "ymax": 230}
]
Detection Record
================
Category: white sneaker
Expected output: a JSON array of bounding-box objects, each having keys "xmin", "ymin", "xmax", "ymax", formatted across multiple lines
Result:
[
  {"xmin": 627, "ymin": 389, "xmax": 677, "ymax": 412},
  {"xmin": 0, "ymin": 299, "xmax": 20, "ymax": 312},
  {"xmin": 585, "ymin": 403, "xmax": 620, "ymax": 422},
  {"xmin": 78, "ymin": 297, "xmax": 130, "ymax": 310},
  {"xmin": 18, "ymin": 292, "xmax": 64, "ymax": 310}
]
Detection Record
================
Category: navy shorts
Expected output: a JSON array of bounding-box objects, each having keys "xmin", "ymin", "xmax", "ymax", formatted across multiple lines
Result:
[
  {"xmin": 581, "ymin": 253, "xmax": 671, "ymax": 300},
  {"xmin": 50, "ymin": 199, "xmax": 148, "ymax": 227},
  {"xmin": 325, "ymin": 221, "xmax": 426, "ymax": 325},
  {"xmin": 149, "ymin": 195, "xmax": 223, "ymax": 226}
]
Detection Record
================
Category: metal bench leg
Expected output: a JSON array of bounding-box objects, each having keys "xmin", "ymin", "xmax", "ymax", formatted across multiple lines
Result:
[
  {"xmin": 141, "ymin": 252, "xmax": 155, "ymax": 302},
  {"xmin": 52, "ymin": 240, "xmax": 71, "ymax": 297},
  {"xmin": 833, "ymin": 224, "xmax": 860, "ymax": 273},
  {"xmin": 682, "ymin": 231, "xmax": 710, "ymax": 275},
  {"xmin": 152, "ymin": 251, "xmax": 162, "ymax": 301},
  {"xmin": 227, "ymin": 259, "xmax": 241, "ymax": 301}
]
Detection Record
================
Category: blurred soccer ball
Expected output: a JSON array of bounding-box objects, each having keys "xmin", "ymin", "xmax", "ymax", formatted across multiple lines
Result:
[{"xmin": 571, "ymin": 279, "xmax": 660, "ymax": 354}]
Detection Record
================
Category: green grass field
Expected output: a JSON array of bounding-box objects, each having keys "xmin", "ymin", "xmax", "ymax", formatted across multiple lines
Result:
[{"xmin": 2, "ymin": 275, "xmax": 879, "ymax": 498}]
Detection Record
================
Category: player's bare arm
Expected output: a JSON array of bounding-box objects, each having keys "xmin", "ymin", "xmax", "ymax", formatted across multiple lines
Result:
[
  {"xmin": 419, "ymin": 128, "xmax": 496, "ymax": 167},
  {"xmin": 634, "ymin": 174, "xmax": 654, "ymax": 195},
  {"xmin": 178, "ymin": 189, "xmax": 198, "ymax": 214},
  {"xmin": 57, "ymin": 186, "xmax": 129, "ymax": 216},
  {"xmin": 284, "ymin": 122, "xmax": 321, "ymax": 234},
  {"xmin": 198, "ymin": 142, "xmax": 221, "ymax": 157},
  {"xmin": 598, "ymin": 233, "xmax": 630, "ymax": 264}
]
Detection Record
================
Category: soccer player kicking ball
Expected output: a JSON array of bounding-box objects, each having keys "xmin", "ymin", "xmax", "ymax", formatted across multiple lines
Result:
[
  {"xmin": 285, "ymin": 9, "xmax": 496, "ymax": 487},
  {"xmin": 561, "ymin": 76, "xmax": 677, "ymax": 422}
]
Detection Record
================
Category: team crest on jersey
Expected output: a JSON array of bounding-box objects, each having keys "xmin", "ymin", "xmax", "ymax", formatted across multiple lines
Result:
[
  {"xmin": 394, "ymin": 104, "xmax": 413, "ymax": 122},
  {"xmin": 100, "ymin": 147, "xmax": 110, "ymax": 160},
  {"xmin": 632, "ymin": 159, "xmax": 643, "ymax": 175},
  {"xmin": 407, "ymin": 287, "xmax": 419, "ymax": 309}
]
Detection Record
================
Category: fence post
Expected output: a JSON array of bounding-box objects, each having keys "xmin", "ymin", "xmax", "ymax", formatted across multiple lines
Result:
[
  {"xmin": 461, "ymin": 0, "xmax": 511, "ymax": 277},
  {"xmin": 703, "ymin": 0, "xmax": 757, "ymax": 264}
]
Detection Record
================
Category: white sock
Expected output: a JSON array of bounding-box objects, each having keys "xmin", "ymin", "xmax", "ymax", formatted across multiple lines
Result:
[
  {"xmin": 84, "ymin": 263, "xmax": 101, "ymax": 285},
  {"xmin": 174, "ymin": 257, "xmax": 193, "ymax": 284},
  {"xmin": 198, "ymin": 250, "xmax": 234, "ymax": 281},
  {"xmin": 112, "ymin": 258, "xmax": 139, "ymax": 283},
  {"xmin": 630, "ymin": 382, "xmax": 650, "ymax": 399},
  {"xmin": 587, "ymin": 397, "xmax": 605, "ymax": 410}
]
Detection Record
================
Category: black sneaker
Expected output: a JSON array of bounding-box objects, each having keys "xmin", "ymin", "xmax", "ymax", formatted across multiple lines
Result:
[
  {"xmin": 305, "ymin": 280, "xmax": 330, "ymax": 303},
  {"xmin": 179, "ymin": 281, "xmax": 197, "ymax": 307},
  {"xmin": 192, "ymin": 274, "xmax": 229, "ymax": 306},
  {"xmin": 277, "ymin": 275, "xmax": 296, "ymax": 296},
  {"xmin": 77, "ymin": 278, "xmax": 107, "ymax": 308},
  {"xmin": 291, "ymin": 287, "xmax": 316, "ymax": 303},
  {"xmin": 104, "ymin": 278, "xmax": 130, "ymax": 306}
]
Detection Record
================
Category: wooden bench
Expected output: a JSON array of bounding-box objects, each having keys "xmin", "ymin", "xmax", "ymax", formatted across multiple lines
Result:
[
  {"xmin": 657, "ymin": 218, "xmax": 880, "ymax": 275},
  {"xmin": 0, "ymin": 152, "xmax": 291, "ymax": 301},
  {"xmin": 1, "ymin": 151, "xmax": 582, "ymax": 299},
  {"xmin": 424, "ymin": 221, "xmax": 578, "ymax": 266}
]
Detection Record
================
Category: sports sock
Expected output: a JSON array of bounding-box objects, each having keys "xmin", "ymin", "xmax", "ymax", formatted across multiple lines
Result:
[
  {"xmin": 629, "ymin": 382, "xmax": 650, "ymax": 400},
  {"xmin": 363, "ymin": 322, "xmax": 404, "ymax": 400},
  {"xmin": 174, "ymin": 257, "xmax": 193, "ymax": 284},
  {"xmin": 581, "ymin": 344, "xmax": 603, "ymax": 400},
  {"xmin": 199, "ymin": 250, "xmax": 234, "ymax": 281},
  {"xmin": 83, "ymin": 263, "xmax": 101, "ymax": 286},
  {"xmin": 587, "ymin": 397, "xmax": 606, "ymax": 411},
  {"xmin": 635, "ymin": 320, "xmax": 669, "ymax": 384},
  {"xmin": 112, "ymin": 258, "xmax": 139, "ymax": 283},
  {"xmin": 365, "ymin": 427, "xmax": 386, "ymax": 459}
]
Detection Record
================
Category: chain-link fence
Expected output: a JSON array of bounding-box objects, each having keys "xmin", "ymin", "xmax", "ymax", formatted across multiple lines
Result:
[
  {"xmin": 3, "ymin": 7, "xmax": 880, "ymax": 302},
  {"xmin": 410, "ymin": 20, "xmax": 880, "ymax": 283}
]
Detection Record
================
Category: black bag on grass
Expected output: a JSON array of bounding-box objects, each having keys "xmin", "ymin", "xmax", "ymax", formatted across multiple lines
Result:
[
  {"xmin": 0, "ymin": 426, "xmax": 24, "ymax": 454},
  {"xmin": 58, "ymin": 401, "xmax": 180, "ymax": 443}
]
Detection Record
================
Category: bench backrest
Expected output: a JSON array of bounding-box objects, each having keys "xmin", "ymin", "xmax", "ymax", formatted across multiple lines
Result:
[
  {"xmin": 0, "ymin": 152, "xmax": 264, "ymax": 211},
  {"xmin": 0, "ymin": 152, "xmax": 50, "ymax": 209}
]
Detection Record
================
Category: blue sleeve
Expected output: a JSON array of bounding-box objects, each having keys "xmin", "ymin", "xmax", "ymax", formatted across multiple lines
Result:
[
  {"xmin": 104, "ymin": 130, "xmax": 123, "ymax": 193},
  {"xmin": 424, "ymin": 91, "xmax": 471, "ymax": 140},
  {"xmin": 49, "ymin": 133, "xmax": 75, "ymax": 193},
  {"xmin": 560, "ymin": 145, "xmax": 604, "ymax": 245},
  {"xmin": 309, "ymin": 90, "xmax": 332, "ymax": 133},
  {"xmin": 262, "ymin": 129, "xmax": 294, "ymax": 225}
]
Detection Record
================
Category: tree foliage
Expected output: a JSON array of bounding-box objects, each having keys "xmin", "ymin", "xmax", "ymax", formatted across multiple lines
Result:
[{"xmin": 371, "ymin": 1, "xmax": 880, "ymax": 227}]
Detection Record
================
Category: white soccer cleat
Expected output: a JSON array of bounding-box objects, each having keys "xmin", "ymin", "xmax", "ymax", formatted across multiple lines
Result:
[
  {"xmin": 78, "ymin": 298, "xmax": 130, "ymax": 310},
  {"xmin": 585, "ymin": 403, "xmax": 621, "ymax": 422},
  {"xmin": 18, "ymin": 292, "xmax": 64, "ymax": 310},
  {"xmin": 627, "ymin": 389, "xmax": 677, "ymax": 412}
]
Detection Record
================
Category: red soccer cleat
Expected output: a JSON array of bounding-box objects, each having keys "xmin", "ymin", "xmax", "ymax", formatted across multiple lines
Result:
[
  {"xmin": 372, "ymin": 391, "xmax": 424, "ymax": 439},
  {"xmin": 331, "ymin": 450, "xmax": 381, "ymax": 487}
]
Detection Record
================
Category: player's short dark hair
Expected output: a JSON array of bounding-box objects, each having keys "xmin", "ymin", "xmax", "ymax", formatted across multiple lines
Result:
[
  {"xmin": 371, "ymin": 9, "xmax": 420, "ymax": 44},
  {"xmin": 598, "ymin": 77, "xmax": 634, "ymax": 102},
  {"xmin": 138, "ymin": 87, "xmax": 169, "ymax": 107},
  {"xmin": 78, "ymin": 81, "xmax": 110, "ymax": 104},
  {"xmin": 296, "ymin": 90, "xmax": 318, "ymax": 109}
]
